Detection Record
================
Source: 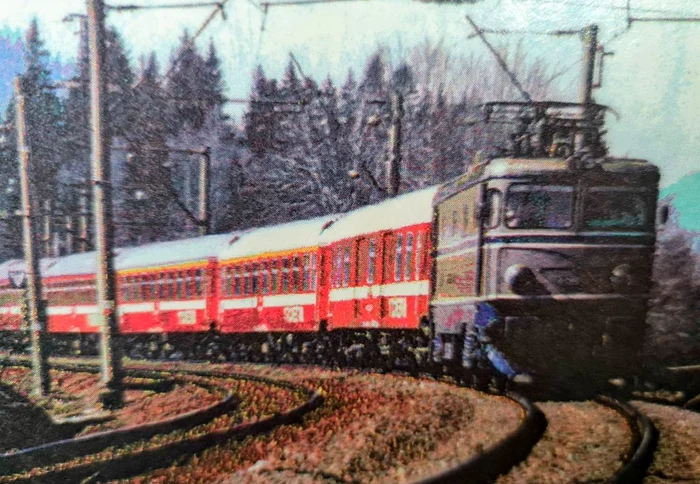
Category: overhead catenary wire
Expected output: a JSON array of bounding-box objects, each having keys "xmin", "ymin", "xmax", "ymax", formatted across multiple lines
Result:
[
  {"xmin": 465, "ymin": 15, "xmax": 533, "ymax": 103},
  {"xmin": 130, "ymin": 0, "xmax": 230, "ymax": 90}
]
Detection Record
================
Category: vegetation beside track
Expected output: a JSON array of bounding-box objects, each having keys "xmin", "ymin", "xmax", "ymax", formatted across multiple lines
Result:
[
  {"xmin": 0, "ymin": 364, "xmax": 311, "ymax": 483},
  {"xmin": 131, "ymin": 365, "xmax": 523, "ymax": 484},
  {"xmin": 0, "ymin": 366, "xmax": 221, "ymax": 436},
  {"xmin": 631, "ymin": 401, "xmax": 700, "ymax": 483}
]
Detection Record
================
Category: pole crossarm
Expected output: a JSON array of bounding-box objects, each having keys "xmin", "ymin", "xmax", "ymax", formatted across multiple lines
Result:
[
  {"xmin": 467, "ymin": 27, "xmax": 581, "ymax": 38},
  {"xmin": 630, "ymin": 16, "xmax": 700, "ymax": 22},
  {"xmin": 106, "ymin": 2, "xmax": 224, "ymax": 11},
  {"xmin": 261, "ymin": 0, "xmax": 368, "ymax": 7}
]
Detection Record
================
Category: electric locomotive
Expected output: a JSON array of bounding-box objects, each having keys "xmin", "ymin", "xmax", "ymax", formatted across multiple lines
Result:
[{"xmin": 430, "ymin": 102, "xmax": 660, "ymax": 386}]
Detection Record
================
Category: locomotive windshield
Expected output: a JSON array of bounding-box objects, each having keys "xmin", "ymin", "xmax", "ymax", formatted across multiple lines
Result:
[
  {"xmin": 583, "ymin": 187, "xmax": 649, "ymax": 229},
  {"xmin": 505, "ymin": 185, "xmax": 574, "ymax": 229}
]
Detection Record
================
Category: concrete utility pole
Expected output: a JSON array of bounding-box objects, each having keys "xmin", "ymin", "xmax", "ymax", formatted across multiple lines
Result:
[
  {"xmin": 65, "ymin": 214, "xmax": 74, "ymax": 255},
  {"xmin": 42, "ymin": 199, "xmax": 52, "ymax": 258},
  {"xmin": 87, "ymin": 0, "xmax": 123, "ymax": 407},
  {"xmin": 387, "ymin": 92, "xmax": 403, "ymax": 197},
  {"xmin": 580, "ymin": 24, "xmax": 598, "ymax": 106},
  {"xmin": 577, "ymin": 24, "xmax": 598, "ymax": 153},
  {"xmin": 14, "ymin": 77, "xmax": 50, "ymax": 397},
  {"xmin": 78, "ymin": 185, "xmax": 90, "ymax": 253},
  {"xmin": 198, "ymin": 147, "xmax": 211, "ymax": 236}
]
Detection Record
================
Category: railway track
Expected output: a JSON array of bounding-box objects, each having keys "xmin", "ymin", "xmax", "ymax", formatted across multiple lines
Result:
[{"xmin": 0, "ymin": 353, "xmax": 668, "ymax": 483}]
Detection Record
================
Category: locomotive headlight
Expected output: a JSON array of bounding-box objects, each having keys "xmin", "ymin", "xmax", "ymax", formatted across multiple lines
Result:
[
  {"xmin": 610, "ymin": 264, "xmax": 633, "ymax": 288},
  {"xmin": 504, "ymin": 264, "xmax": 538, "ymax": 295}
]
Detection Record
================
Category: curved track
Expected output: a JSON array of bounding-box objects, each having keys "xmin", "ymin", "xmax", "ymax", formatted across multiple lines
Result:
[
  {"xmin": 0, "ymin": 353, "xmax": 663, "ymax": 483},
  {"xmin": 597, "ymin": 395, "xmax": 659, "ymax": 484}
]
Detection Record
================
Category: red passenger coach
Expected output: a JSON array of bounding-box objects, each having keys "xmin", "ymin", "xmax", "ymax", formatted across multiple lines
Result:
[
  {"xmin": 319, "ymin": 187, "xmax": 439, "ymax": 331},
  {"xmin": 216, "ymin": 216, "xmax": 337, "ymax": 334},
  {"xmin": 43, "ymin": 253, "xmax": 100, "ymax": 334},
  {"xmin": 115, "ymin": 234, "xmax": 236, "ymax": 334}
]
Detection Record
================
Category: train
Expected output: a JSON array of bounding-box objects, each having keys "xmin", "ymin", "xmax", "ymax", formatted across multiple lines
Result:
[{"xmin": 0, "ymin": 102, "xmax": 662, "ymax": 389}]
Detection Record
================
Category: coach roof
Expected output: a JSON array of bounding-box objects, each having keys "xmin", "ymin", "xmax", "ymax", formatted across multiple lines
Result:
[
  {"xmin": 218, "ymin": 214, "xmax": 338, "ymax": 262},
  {"xmin": 320, "ymin": 186, "xmax": 439, "ymax": 244},
  {"xmin": 42, "ymin": 233, "xmax": 240, "ymax": 277},
  {"xmin": 117, "ymin": 232, "xmax": 239, "ymax": 271},
  {"xmin": 0, "ymin": 258, "xmax": 57, "ymax": 283}
]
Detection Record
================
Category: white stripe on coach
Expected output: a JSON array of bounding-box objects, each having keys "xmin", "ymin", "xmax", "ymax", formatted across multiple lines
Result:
[
  {"xmin": 75, "ymin": 305, "xmax": 99, "ymax": 314},
  {"xmin": 119, "ymin": 302, "xmax": 156, "ymax": 314},
  {"xmin": 219, "ymin": 297, "xmax": 257, "ymax": 310},
  {"xmin": 47, "ymin": 307, "xmax": 73, "ymax": 316},
  {"xmin": 263, "ymin": 293, "xmax": 316, "ymax": 307},
  {"xmin": 159, "ymin": 300, "xmax": 206, "ymax": 311},
  {"xmin": 329, "ymin": 280, "xmax": 429, "ymax": 302}
]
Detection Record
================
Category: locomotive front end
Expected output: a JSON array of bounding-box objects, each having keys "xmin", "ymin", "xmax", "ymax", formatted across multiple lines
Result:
[
  {"xmin": 480, "ymin": 158, "xmax": 659, "ymax": 383},
  {"xmin": 430, "ymin": 102, "xmax": 661, "ymax": 388}
]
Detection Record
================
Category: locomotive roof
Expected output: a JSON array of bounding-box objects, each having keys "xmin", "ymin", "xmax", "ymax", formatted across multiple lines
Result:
[
  {"xmin": 218, "ymin": 215, "xmax": 338, "ymax": 262},
  {"xmin": 320, "ymin": 186, "xmax": 439, "ymax": 244},
  {"xmin": 437, "ymin": 157, "xmax": 659, "ymax": 202}
]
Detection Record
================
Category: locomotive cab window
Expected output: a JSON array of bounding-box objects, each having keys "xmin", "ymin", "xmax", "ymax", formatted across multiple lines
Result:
[
  {"xmin": 485, "ymin": 189, "xmax": 502, "ymax": 229},
  {"xmin": 583, "ymin": 187, "xmax": 649, "ymax": 230},
  {"xmin": 505, "ymin": 184, "xmax": 574, "ymax": 229}
]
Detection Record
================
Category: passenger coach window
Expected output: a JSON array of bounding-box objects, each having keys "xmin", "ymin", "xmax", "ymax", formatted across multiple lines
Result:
[
  {"xmin": 342, "ymin": 247, "xmax": 351, "ymax": 287},
  {"xmin": 367, "ymin": 239, "xmax": 376, "ymax": 284},
  {"xmin": 184, "ymin": 273, "xmax": 191, "ymax": 298},
  {"xmin": 195, "ymin": 270, "xmax": 203, "ymax": 296},
  {"xmin": 405, "ymin": 232, "xmax": 414, "ymax": 280},
  {"xmin": 303, "ymin": 255, "xmax": 310, "ymax": 291},
  {"xmin": 262, "ymin": 263, "xmax": 269, "ymax": 294},
  {"xmin": 311, "ymin": 254, "xmax": 318, "ymax": 291},
  {"xmin": 251, "ymin": 264, "xmax": 259, "ymax": 294},
  {"xmin": 583, "ymin": 187, "xmax": 648, "ymax": 229},
  {"xmin": 505, "ymin": 185, "xmax": 573, "ymax": 229},
  {"xmin": 244, "ymin": 265, "xmax": 251, "ymax": 295},
  {"xmin": 234, "ymin": 267, "xmax": 241, "ymax": 296},
  {"xmin": 292, "ymin": 256, "xmax": 300, "ymax": 292},
  {"xmin": 415, "ymin": 232, "xmax": 423, "ymax": 278},
  {"xmin": 271, "ymin": 261, "xmax": 278, "ymax": 293},
  {"xmin": 394, "ymin": 234, "xmax": 403, "ymax": 282},
  {"xmin": 282, "ymin": 259, "xmax": 289, "ymax": 293}
]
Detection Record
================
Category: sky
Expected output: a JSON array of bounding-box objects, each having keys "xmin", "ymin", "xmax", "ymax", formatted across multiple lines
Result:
[{"xmin": 1, "ymin": 0, "xmax": 699, "ymax": 187}]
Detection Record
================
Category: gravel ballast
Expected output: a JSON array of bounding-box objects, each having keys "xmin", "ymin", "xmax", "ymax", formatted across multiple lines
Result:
[
  {"xmin": 631, "ymin": 401, "xmax": 700, "ymax": 483},
  {"xmin": 497, "ymin": 401, "xmax": 632, "ymax": 483}
]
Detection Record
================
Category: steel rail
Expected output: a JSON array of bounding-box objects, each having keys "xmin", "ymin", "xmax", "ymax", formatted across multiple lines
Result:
[
  {"xmin": 415, "ymin": 391, "xmax": 547, "ymax": 484},
  {"xmin": 596, "ymin": 395, "xmax": 658, "ymax": 484}
]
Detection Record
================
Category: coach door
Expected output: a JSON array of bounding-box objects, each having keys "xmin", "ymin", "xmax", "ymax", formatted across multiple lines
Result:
[
  {"xmin": 317, "ymin": 247, "xmax": 332, "ymax": 326},
  {"xmin": 352, "ymin": 237, "xmax": 372, "ymax": 326},
  {"xmin": 379, "ymin": 232, "xmax": 397, "ymax": 323}
]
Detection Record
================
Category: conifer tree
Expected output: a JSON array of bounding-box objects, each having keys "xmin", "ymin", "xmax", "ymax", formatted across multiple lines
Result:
[{"xmin": 120, "ymin": 54, "xmax": 171, "ymax": 245}]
